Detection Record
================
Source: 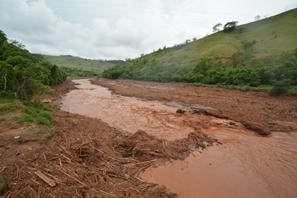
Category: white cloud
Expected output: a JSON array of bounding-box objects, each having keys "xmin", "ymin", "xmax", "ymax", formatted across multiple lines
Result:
[{"xmin": 0, "ymin": 0, "xmax": 296, "ymax": 59}]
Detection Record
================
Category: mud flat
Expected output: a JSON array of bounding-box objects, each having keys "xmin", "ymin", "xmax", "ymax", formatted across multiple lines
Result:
[
  {"xmin": 141, "ymin": 130, "xmax": 297, "ymax": 198},
  {"xmin": 61, "ymin": 79, "xmax": 297, "ymax": 198},
  {"xmin": 93, "ymin": 78, "xmax": 297, "ymax": 133},
  {"xmin": 61, "ymin": 79, "xmax": 193, "ymax": 140}
]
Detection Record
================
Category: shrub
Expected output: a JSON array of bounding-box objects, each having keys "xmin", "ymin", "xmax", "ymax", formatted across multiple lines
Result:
[
  {"xmin": 36, "ymin": 116, "xmax": 51, "ymax": 125},
  {"xmin": 102, "ymin": 66, "xmax": 126, "ymax": 79},
  {"xmin": 269, "ymin": 81, "xmax": 288, "ymax": 96}
]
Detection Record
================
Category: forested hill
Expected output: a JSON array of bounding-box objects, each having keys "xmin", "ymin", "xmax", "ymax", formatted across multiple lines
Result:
[
  {"xmin": 0, "ymin": 30, "xmax": 66, "ymax": 100},
  {"xmin": 43, "ymin": 55, "xmax": 123, "ymax": 76},
  {"xmin": 102, "ymin": 8, "xmax": 297, "ymax": 95}
]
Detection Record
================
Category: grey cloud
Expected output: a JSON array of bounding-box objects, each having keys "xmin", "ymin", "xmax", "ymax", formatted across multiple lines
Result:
[{"xmin": 0, "ymin": 0, "xmax": 296, "ymax": 59}]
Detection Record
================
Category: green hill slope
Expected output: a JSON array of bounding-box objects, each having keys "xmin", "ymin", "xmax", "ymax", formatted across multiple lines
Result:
[
  {"xmin": 143, "ymin": 8, "xmax": 297, "ymax": 65},
  {"xmin": 103, "ymin": 8, "xmax": 297, "ymax": 95},
  {"xmin": 43, "ymin": 55, "xmax": 123, "ymax": 76}
]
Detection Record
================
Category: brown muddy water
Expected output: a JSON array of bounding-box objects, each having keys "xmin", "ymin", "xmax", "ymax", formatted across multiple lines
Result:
[{"xmin": 62, "ymin": 79, "xmax": 297, "ymax": 198}]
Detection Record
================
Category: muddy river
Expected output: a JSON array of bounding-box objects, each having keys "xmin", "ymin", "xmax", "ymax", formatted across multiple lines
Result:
[{"xmin": 62, "ymin": 79, "xmax": 297, "ymax": 198}]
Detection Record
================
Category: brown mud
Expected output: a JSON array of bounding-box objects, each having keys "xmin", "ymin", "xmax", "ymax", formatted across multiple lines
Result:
[
  {"xmin": 142, "ymin": 129, "xmax": 297, "ymax": 198},
  {"xmin": 1, "ymin": 78, "xmax": 297, "ymax": 198},
  {"xmin": 0, "ymin": 79, "xmax": 214, "ymax": 197},
  {"xmin": 89, "ymin": 79, "xmax": 297, "ymax": 198},
  {"xmin": 92, "ymin": 78, "xmax": 297, "ymax": 133}
]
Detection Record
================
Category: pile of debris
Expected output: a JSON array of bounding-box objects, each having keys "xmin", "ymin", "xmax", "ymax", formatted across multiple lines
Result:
[{"xmin": 1, "ymin": 109, "xmax": 215, "ymax": 197}]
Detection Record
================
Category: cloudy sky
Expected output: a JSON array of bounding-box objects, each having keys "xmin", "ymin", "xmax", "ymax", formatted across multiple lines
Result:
[{"xmin": 0, "ymin": 0, "xmax": 296, "ymax": 59}]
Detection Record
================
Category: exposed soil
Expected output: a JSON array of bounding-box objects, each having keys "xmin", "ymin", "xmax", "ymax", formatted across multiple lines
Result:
[
  {"xmin": 60, "ymin": 79, "xmax": 297, "ymax": 198},
  {"xmin": 92, "ymin": 79, "xmax": 297, "ymax": 134},
  {"xmin": 0, "ymin": 79, "xmax": 215, "ymax": 197},
  {"xmin": 1, "ymin": 78, "xmax": 297, "ymax": 198}
]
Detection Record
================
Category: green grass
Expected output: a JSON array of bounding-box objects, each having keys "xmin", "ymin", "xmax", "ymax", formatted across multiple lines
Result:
[
  {"xmin": 16, "ymin": 101, "xmax": 53, "ymax": 126},
  {"xmin": 0, "ymin": 95, "xmax": 55, "ymax": 140},
  {"xmin": 0, "ymin": 96, "xmax": 53, "ymax": 126},
  {"xmin": 43, "ymin": 55, "xmax": 123, "ymax": 76},
  {"xmin": 0, "ymin": 96, "xmax": 24, "ymax": 113},
  {"xmin": 16, "ymin": 114, "xmax": 34, "ymax": 123},
  {"xmin": 286, "ymin": 86, "xmax": 297, "ymax": 96}
]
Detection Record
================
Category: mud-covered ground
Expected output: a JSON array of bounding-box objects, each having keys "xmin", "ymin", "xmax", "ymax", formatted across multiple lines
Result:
[
  {"xmin": 92, "ymin": 79, "xmax": 297, "ymax": 133},
  {"xmin": 0, "ymin": 80, "xmax": 215, "ymax": 197},
  {"xmin": 1, "ymin": 78, "xmax": 297, "ymax": 198}
]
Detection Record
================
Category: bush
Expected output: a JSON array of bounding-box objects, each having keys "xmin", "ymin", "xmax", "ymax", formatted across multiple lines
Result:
[
  {"xmin": 102, "ymin": 66, "xmax": 127, "ymax": 79},
  {"xmin": 36, "ymin": 116, "xmax": 51, "ymax": 125},
  {"xmin": 269, "ymin": 81, "xmax": 288, "ymax": 96},
  {"xmin": 102, "ymin": 49, "xmax": 297, "ymax": 95}
]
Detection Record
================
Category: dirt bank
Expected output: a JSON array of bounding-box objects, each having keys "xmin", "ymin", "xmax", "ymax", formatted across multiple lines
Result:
[
  {"xmin": 0, "ymin": 80, "xmax": 215, "ymax": 197},
  {"xmin": 92, "ymin": 79, "xmax": 297, "ymax": 133}
]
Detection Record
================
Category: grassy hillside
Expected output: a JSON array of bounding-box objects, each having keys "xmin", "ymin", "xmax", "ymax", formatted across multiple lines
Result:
[
  {"xmin": 131, "ymin": 8, "xmax": 297, "ymax": 67},
  {"xmin": 43, "ymin": 55, "xmax": 123, "ymax": 76},
  {"xmin": 103, "ymin": 8, "xmax": 297, "ymax": 95}
]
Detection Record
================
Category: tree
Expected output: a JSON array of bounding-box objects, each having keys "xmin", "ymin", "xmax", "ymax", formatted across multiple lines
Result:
[
  {"xmin": 0, "ymin": 30, "xmax": 7, "ymax": 60},
  {"xmin": 0, "ymin": 62, "xmax": 13, "ymax": 93},
  {"xmin": 10, "ymin": 40, "xmax": 25, "ymax": 49},
  {"xmin": 223, "ymin": 21, "xmax": 238, "ymax": 32},
  {"xmin": 0, "ymin": 30, "xmax": 7, "ymax": 45},
  {"xmin": 254, "ymin": 15, "xmax": 261, "ymax": 21},
  {"xmin": 213, "ymin": 23, "xmax": 222, "ymax": 32},
  {"xmin": 0, "ymin": 30, "xmax": 66, "ymax": 99}
]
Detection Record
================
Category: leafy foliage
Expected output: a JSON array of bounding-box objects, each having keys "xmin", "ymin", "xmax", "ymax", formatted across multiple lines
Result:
[
  {"xmin": 62, "ymin": 67, "xmax": 100, "ymax": 77},
  {"xmin": 0, "ymin": 30, "xmax": 66, "ymax": 100},
  {"xmin": 103, "ymin": 48, "xmax": 297, "ymax": 96},
  {"xmin": 223, "ymin": 21, "xmax": 238, "ymax": 32},
  {"xmin": 269, "ymin": 81, "xmax": 289, "ymax": 96}
]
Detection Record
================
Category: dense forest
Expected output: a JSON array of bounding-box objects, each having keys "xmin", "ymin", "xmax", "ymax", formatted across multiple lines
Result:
[{"xmin": 0, "ymin": 30, "xmax": 66, "ymax": 100}]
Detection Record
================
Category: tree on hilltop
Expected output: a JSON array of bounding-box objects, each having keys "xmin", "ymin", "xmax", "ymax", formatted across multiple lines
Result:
[
  {"xmin": 223, "ymin": 21, "xmax": 238, "ymax": 32},
  {"xmin": 213, "ymin": 23, "xmax": 222, "ymax": 32}
]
